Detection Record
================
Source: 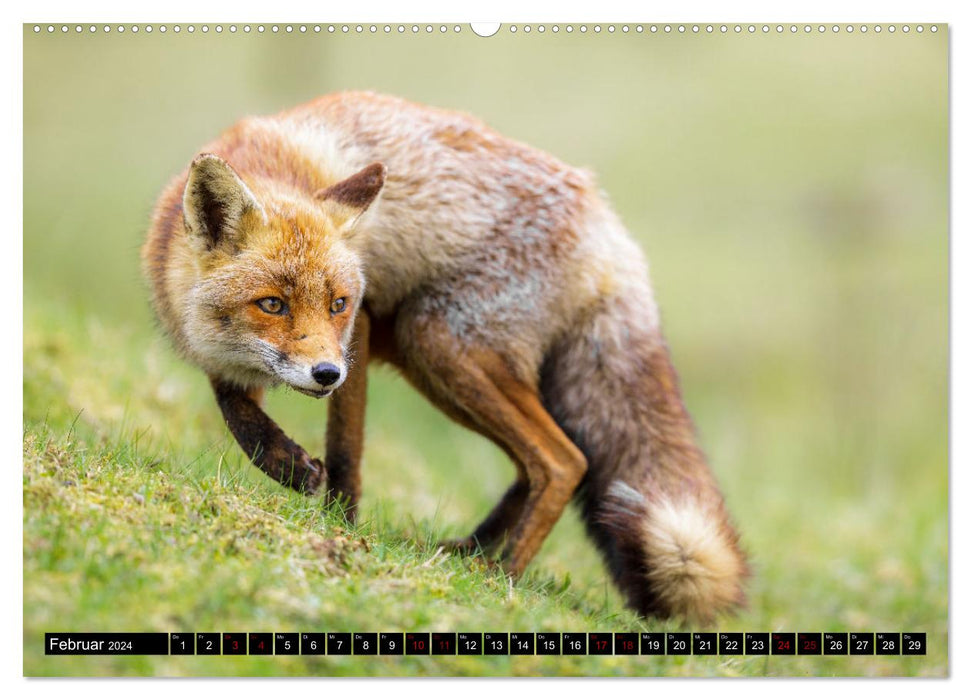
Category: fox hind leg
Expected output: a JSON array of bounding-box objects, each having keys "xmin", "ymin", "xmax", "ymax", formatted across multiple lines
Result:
[
  {"xmin": 438, "ymin": 480, "xmax": 530, "ymax": 556},
  {"xmin": 393, "ymin": 312, "xmax": 587, "ymax": 575}
]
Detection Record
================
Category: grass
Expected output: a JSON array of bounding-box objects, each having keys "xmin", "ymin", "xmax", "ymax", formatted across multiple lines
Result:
[
  {"xmin": 22, "ymin": 284, "xmax": 947, "ymax": 677},
  {"xmin": 23, "ymin": 27, "xmax": 948, "ymax": 676}
]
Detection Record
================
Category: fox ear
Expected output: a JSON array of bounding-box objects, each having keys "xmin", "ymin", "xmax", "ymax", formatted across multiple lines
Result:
[
  {"xmin": 183, "ymin": 154, "xmax": 266, "ymax": 251},
  {"xmin": 314, "ymin": 162, "xmax": 386, "ymax": 233}
]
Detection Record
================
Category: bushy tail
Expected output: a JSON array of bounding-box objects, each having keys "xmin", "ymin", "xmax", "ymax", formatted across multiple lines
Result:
[
  {"xmin": 540, "ymin": 289, "xmax": 748, "ymax": 624},
  {"xmin": 596, "ymin": 481, "xmax": 748, "ymax": 623}
]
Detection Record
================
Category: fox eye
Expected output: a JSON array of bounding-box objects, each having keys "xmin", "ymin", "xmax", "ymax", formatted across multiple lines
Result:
[
  {"xmin": 255, "ymin": 297, "xmax": 287, "ymax": 315},
  {"xmin": 330, "ymin": 297, "xmax": 347, "ymax": 314}
]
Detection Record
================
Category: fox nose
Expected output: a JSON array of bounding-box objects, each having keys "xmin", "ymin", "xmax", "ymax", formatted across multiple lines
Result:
[{"xmin": 311, "ymin": 362, "xmax": 342, "ymax": 387}]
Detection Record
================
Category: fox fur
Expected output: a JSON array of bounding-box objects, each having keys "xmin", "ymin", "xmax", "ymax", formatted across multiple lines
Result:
[{"xmin": 142, "ymin": 91, "xmax": 748, "ymax": 623}]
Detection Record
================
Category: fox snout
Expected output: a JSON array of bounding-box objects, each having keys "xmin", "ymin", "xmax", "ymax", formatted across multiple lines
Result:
[
  {"xmin": 279, "ymin": 355, "xmax": 347, "ymax": 398},
  {"xmin": 311, "ymin": 362, "xmax": 342, "ymax": 388},
  {"xmin": 257, "ymin": 340, "xmax": 348, "ymax": 398}
]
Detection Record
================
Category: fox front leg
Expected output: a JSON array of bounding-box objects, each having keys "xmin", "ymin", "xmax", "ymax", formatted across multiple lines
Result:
[
  {"xmin": 321, "ymin": 310, "xmax": 370, "ymax": 521},
  {"xmin": 211, "ymin": 379, "xmax": 326, "ymax": 494}
]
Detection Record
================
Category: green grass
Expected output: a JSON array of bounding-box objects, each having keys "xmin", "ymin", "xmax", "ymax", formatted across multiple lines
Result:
[
  {"xmin": 22, "ymin": 286, "xmax": 947, "ymax": 676},
  {"xmin": 23, "ymin": 26, "xmax": 948, "ymax": 676}
]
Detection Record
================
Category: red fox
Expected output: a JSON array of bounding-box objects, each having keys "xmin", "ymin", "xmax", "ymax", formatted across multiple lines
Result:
[{"xmin": 142, "ymin": 91, "xmax": 748, "ymax": 622}]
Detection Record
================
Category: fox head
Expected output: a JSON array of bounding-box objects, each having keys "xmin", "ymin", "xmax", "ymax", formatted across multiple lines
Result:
[{"xmin": 179, "ymin": 154, "xmax": 385, "ymax": 397}]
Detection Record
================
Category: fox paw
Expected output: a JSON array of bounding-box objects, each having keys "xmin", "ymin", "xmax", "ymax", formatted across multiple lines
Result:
[
  {"xmin": 437, "ymin": 536, "xmax": 482, "ymax": 556},
  {"xmin": 298, "ymin": 454, "xmax": 327, "ymax": 493}
]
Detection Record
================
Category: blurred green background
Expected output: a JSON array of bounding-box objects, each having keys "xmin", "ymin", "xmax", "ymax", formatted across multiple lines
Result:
[{"xmin": 23, "ymin": 25, "xmax": 948, "ymax": 676}]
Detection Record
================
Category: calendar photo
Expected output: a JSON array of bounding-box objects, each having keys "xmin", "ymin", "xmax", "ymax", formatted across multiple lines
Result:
[{"xmin": 22, "ymin": 20, "xmax": 948, "ymax": 677}]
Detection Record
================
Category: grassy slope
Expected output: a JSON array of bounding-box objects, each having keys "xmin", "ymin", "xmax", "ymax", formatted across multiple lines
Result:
[{"xmin": 23, "ymin": 286, "xmax": 946, "ymax": 677}]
